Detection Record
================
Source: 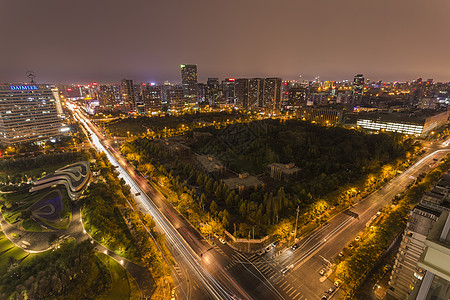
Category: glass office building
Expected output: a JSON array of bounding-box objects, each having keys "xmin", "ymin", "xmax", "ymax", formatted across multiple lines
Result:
[{"xmin": 0, "ymin": 84, "xmax": 61, "ymax": 145}]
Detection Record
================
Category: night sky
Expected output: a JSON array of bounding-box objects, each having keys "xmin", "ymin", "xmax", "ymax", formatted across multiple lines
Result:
[{"xmin": 1, "ymin": 0, "xmax": 449, "ymax": 84}]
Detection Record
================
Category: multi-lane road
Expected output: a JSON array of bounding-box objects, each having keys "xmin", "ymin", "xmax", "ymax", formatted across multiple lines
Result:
[{"xmin": 71, "ymin": 103, "xmax": 449, "ymax": 300}]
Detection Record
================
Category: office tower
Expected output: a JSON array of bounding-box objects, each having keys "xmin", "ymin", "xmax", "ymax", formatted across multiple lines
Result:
[
  {"xmin": 167, "ymin": 86, "xmax": 185, "ymax": 110},
  {"xmin": 207, "ymin": 78, "xmax": 220, "ymax": 106},
  {"xmin": 263, "ymin": 78, "xmax": 282, "ymax": 112},
  {"xmin": 197, "ymin": 83, "xmax": 207, "ymax": 103},
  {"xmin": 222, "ymin": 78, "xmax": 235, "ymax": 104},
  {"xmin": 161, "ymin": 81, "xmax": 173, "ymax": 105},
  {"xmin": 120, "ymin": 79, "xmax": 135, "ymax": 110},
  {"xmin": 235, "ymin": 78, "xmax": 250, "ymax": 109},
  {"xmin": 387, "ymin": 205, "xmax": 441, "ymax": 299},
  {"xmin": 353, "ymin": 74, "xmax": 364, "ymax": 95},
  {"xmin": 181, "ymin": 64, "xmax": 198, "ymax": 103},
  {"xmin": 0, "ymin": 84, "xmax": 61, "ymax": 145},
  {"xmin": 141, "ymin": 84, "xmax": 161, "ymax": 112},
  {"xmin": 97, "ymin": 85, "xmax": 116, "ymax": 108},
  {"xmin": 249, "ymin": 78, "xmax": 264, "ymax": 108}
]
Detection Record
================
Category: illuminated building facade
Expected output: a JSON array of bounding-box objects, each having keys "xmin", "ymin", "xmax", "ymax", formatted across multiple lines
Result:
[
  {"xmin": 120, "ymin": 79, "xmax": 135, "ymax": 109},
  {"xmin": 248, "ymin": 78, "xmax": 264, "ymax": 108},
  {"xmin": 141, "ymin": 84, "xmax": 161, "ymax": 112},
  {"xmin": 207, "ymin": 78, "xmax": 220, "ymax": 106},
  {"xmin": 235, "ymin": 78, "xmax": 249, "ymax": 109},
  {"xmin": 221, "ymin": 78, "xmax": 235, "ymax": 105},
  {"xmin": 167, "ymin": 87, "xmax": 185, "ymax": 110},
  {"xmin": 97, "ymin": 85, "xmax": 116, "ymax": 108},
  {"xmin": 263, "ymin": 78, "xmax": 282, "ymax": 112},
  {"xmin": 298, "ymin": 107, "xmax": 343, "ymax": 125},
  {"xmin": 0, "ymin": 84, "xmax": 61, "ymax": 145},
  {"xmin": 356, "ymin": 110, "xmax": 450, "ymax": 136},
  {"xmin": 181, "ymin": 64, "xmax": 198, "ymax": 103},
  {"xmin": 353, "ymin": 74, "xmax": 364, "ymax": 95}
]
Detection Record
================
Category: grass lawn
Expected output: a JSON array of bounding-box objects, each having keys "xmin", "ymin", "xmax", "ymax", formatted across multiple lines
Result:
[
  {"xmin": 0, "ymin": 231, "xmax": 35, "ymax": 274},
  {"xmin": 96, "ymin": 253, "xmax": 141, "ymax": 300}
]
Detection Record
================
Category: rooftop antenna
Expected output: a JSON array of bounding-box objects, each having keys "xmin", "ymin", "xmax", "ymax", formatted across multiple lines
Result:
[{"xmin": 26, "ymin": 70, "xmax": 36, "ymax": 83}]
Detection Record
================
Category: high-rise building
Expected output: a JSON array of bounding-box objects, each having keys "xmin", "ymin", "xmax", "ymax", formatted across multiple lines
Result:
[
  {"xmin": 288, "ymin": 87, "xmax": 307, "ymax": 109},
  {"xmin": 97, "ymin": 85, "xmax": 116, "ymax": 108},
  {"xmin": 207, "ymin": 78, "xmax": 220, "ymax": 106},
  {"xmin": 263, "ymin": 78, "xmax": 282, "ymax": 112},
  {"xmin": 120, "ymin": 79, "xmax": 135, "ymax": 110},
  {"xmin": 222, "ymin": 78, "xmax": 236, "ymax": 104},
  {"xmin": 235, "ymin": 79, "xmax": 250, "ymax": 109},
  {"xmin": 141, "ymin": 84, "xmax": 161, "ymax": 112},
  {"xmin": 167, "ymin": 86, "xmax": 185, "ymax": 111},
  {"xmin": 0, "ymin": 84, "xmax": 61, "ymax": 145},
  {"xmin": 197, "ymin": 83, "xmax": 207, "ymax": 103},
  {"xmin": 353, "ymin": 74, "xmax": 364, "ymax": 95},
  {"xmin": 181, "ymin": 64, "xmax": 198, "ymax": 104},
  {"xmin": 249, "ymin": 78, "xmax": 264, "ymax": 108}
]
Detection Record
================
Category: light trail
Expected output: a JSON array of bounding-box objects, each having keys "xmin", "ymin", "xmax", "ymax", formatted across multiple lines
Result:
[{"xmin": 71, "ymin": 105, "xmax": 245, "ymax": 300}]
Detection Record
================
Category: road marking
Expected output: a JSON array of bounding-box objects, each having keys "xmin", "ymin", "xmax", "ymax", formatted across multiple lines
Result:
[
  {"xmin": 288, "ymin": 288, "xmax": 297, "ymax": 297},
  {"xmin": 283, "ymin": 284, "xmax": 291, "ymax": 292},
  {"xmin": 292, "ymin": 292, "xmax": 301, "ymax": 299},
  {"xmin": 279, "ymin": 281, "xmax": 288, "ymax": 289}
]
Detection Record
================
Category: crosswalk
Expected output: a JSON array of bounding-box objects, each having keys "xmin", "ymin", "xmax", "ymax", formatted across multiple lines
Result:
[
  {"xmin": 224, "ymin": 252, "xmax": 306, "ymax": 300},
  {"xmin": 173, "ymin": 265, "xmax": 183, "ymax": 278},
  {"xmin": 213, "ymin": 244, "xmax": 226, "ymax": 256}
]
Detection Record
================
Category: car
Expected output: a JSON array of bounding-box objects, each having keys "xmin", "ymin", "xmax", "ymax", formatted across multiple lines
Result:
[
  {"xmin": 327, "ymin": 286, "xmax": 336, "ymax": 294},
  {"xmin": 219, "ymin": 238, "xmax": 226, "ymax": 244},
  {"xmin": 355, "ymin": 236, "xmax": 361, "ymax": 242},
  {"xmin": 257, "ymin": 249, "xmax": 265, "ymax": 256},
  {"xmin": 291, "ymin": 243, "xmax": 299, "ymax": 250},
  {"xmin": 348, "ymin": 242, "xmax": 354, "ymax": 248},
  {"xmin": 334, "ymin": 280, "xmax": 342, "ymax": 287},
  {"xmin": 338, "ymin": 251, "xmax": 344, "ymax": 257},
  {"xmin": 213, "ymin": 233, "xmax": 219, "ymax": 239},
  {"xmin": 321, "ymin": 294, "xmax": 329, "ymax": 300},
  {"xmin": 135, "ymin": 192, "xmax": 141, "ymax": 196},
  {"xmin": 319, "ymin": 268, "xmax": 327, "ymax": 276},
  {"xmin": 265, "ymin": 245, "xmax": 272, "ymax": 252},
  {"xmin": 272, "ymin": 241, "xmax": 279, "ymax": 247}
]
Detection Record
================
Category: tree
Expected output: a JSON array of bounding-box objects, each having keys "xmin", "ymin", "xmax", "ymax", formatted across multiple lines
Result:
[
  {"xmin": 222, "ymin": 210, "xmax": 230, "ymax": 228},
  {"xmin": 239, "ymin": 202, "xmax": 246, "ymax": 217},
  {"xmin": 210, "ymin": 200, "xmax": 218, "ymax": 215},
  {"xmin": 200, "ymin": 193, "xmax": 207, "ymax": 211}
]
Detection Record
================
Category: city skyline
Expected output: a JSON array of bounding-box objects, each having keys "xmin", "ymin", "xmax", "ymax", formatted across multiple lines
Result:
[{"xmin": 1, "ymin": 0, "xmax": 450, "ymax": 84}]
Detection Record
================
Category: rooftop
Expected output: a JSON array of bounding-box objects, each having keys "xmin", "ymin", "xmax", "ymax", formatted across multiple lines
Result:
[
  {"xmin": 196, "ymin": 155, "xmax": 224, "ymax": 173},
  {"xmin": 223, "ymin": 174, "xmax": 264, "ymax": 189},
  {"xmin": 267, "ymin": 162, "xmax": 300, "ymax": 174}
]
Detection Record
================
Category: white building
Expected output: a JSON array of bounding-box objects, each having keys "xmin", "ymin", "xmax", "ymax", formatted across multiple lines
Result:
[{"xmin": 0, "ymin": 84, "xmax": 62, "ymax": 145}]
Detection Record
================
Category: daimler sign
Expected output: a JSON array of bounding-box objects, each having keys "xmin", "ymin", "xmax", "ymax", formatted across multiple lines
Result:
[{"xmin": 10, "ymin": 85, "xmax": 38, "ymax": 90}]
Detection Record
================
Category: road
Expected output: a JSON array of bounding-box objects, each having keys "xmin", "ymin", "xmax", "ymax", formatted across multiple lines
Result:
[
  {"xmin": 245, "ymin": 141, "xmax": 450, "ymax": 300},
  {"xmin": 72, "ymin": 103, "xmax": 450, "ymax": 300},
  {"xmin": 71, "ymin": 104, "xmax": 281, "ymax": 300}
]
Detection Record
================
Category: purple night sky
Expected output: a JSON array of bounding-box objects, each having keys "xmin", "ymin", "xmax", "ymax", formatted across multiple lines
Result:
[{"xmin": 1, "ymin": 0, "xmax": 449, "ymax": 84}]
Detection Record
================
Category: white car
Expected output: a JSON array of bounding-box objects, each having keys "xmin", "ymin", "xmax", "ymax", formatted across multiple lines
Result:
[{"xmin": 219, "ymin": 238, "xmax": 226, "ymax": 244}]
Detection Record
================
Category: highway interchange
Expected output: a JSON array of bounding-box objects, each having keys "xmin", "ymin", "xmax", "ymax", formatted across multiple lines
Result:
[{"xmin": 70, "ymin": 103, "xmax": 449, "ymax": 300}]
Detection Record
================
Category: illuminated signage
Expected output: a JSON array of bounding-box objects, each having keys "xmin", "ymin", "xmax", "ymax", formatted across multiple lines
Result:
[{"xmin": 10, "ymin": 85, "xmax": 38, "ymax": 91}]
